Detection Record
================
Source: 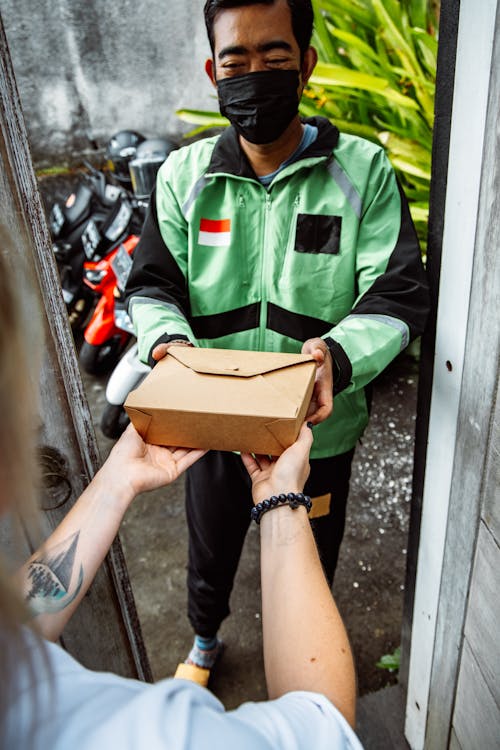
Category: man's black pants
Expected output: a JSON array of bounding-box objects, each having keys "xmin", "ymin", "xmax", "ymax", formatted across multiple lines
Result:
[{"xmin": 185, "ymin": 447, "xmax": 355, "ymax": 637}]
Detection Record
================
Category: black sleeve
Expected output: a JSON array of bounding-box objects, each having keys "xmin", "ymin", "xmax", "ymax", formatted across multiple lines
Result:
[{"xmin": 124, "ymin": 187, "xmax": 191, "ymax": 319}]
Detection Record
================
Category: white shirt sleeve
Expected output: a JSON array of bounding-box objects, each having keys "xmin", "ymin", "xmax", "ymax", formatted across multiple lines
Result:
[
  {"xmin": 6, "ymin": 635, "xmax": 364, "ymax": 750},
  {"xmin": 222, "ymin": 690, "xmax": 364, "ymax": 750}
]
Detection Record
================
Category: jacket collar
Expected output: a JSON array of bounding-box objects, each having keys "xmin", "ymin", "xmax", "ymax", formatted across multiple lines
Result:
[{"xmin": 207, "ymin": 116, "xmax": 340, "ymax": 179}]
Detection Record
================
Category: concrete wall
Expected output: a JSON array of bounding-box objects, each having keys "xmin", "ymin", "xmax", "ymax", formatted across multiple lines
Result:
[{"xmin": 1, "ymin": 0, "xmax": 215, "ymax": 166}]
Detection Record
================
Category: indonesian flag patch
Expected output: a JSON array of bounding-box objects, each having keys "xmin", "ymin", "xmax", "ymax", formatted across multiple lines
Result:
[{"xmin": 198, "ymin": 218, "xmax": 231, "ymax": 247}]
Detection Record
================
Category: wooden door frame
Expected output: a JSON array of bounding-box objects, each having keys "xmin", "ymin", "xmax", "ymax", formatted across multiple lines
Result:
[{"xmin": 402, "ymin": 0, "xmax": 500, "ymax": 746}]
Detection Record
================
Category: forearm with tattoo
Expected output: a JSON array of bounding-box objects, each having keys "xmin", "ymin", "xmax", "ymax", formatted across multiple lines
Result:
[{"xmin": 25, "ymin": 532, "xmax": 84, "ymax": 616}]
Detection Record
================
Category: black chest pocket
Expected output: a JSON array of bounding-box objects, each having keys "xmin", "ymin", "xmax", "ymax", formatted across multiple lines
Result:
[{"xmin": 294, "ymin": 213, "xmax": 342, "ymax": 255}]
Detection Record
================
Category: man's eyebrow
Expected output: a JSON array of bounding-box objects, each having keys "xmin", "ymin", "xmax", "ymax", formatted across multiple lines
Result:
[
  {"xmin": 218, "ymin": 39, "xmax": 293, "ymax": 60},
  {"xmin": 257, "ymin": 40, "xmax": 293, "ymax": 53},
  {"xmin": 218, "ymin": 45, "xmax": 247, "ymax": 60}
]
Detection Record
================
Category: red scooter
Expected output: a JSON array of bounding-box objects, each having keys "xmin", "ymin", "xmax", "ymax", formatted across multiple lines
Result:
[
  {"xmin": 49, "ymin": 162, "xmax": 132, "ymax": 332},
  {"xmin": 78, "ymin": 136, "xmax": 176, "ymax": 377},
  {"xmin": 79, "ymin": 234, "xmax": 139, "ymax": 375}
]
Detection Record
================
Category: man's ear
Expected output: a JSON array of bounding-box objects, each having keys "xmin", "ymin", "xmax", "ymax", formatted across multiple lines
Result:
[
  {"xmin": 205, "ymin": 58, "xmax": 217, "ymax": 88},
  {"xmin": 301, "ymin": 46, "xmax": 318, "ymax": 86}
]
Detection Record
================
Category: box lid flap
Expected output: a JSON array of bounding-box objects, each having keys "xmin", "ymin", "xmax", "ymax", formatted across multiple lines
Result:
[{"xmin": 167, "ymin": 346, "xmax": 314, "ymax": 377}]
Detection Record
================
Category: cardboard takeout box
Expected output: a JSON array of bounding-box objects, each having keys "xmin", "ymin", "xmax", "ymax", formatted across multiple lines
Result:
[{"xmin": 124, "ymin": 346, "xmax": 316, "ymax": 455}]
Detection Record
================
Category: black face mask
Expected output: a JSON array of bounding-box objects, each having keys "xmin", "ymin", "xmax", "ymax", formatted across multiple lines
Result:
[{"xmin": 217, "ymin": 69, "xmax": 300, "ymax": 144}]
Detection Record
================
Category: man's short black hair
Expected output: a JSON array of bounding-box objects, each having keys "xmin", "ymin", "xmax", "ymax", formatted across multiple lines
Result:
[{"xmin": 203, "ymin": 0, "xmax": 314, "ymax": 60}]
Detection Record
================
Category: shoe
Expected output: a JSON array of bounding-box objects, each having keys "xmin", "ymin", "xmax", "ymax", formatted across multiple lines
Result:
[{"xmin": 173, "ymin": 639, "xmax": 225, "ymax": 688}]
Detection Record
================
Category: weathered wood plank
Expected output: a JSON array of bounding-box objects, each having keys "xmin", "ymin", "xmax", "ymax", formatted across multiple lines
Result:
[
  {"xmin": 424, "ymin": 1, "xmax": 500, "ymax": 746},
  {"xmin": 449, "ymin": 728, "xmax": 463, "ymax": 750},
  {"xmin": 463, "ymin": 521, "xmax": 500, "ymax": 706},
  {"xmin": 0, "ymin": 11, "xmax": 151, "ymax": 680},
  {"xmin": 453, "ymin": 639, "xmax": 500, "ymax": 750},
  {"xmin": 482, "ymin": 376, "xmax": 500, "ymax": 540}
]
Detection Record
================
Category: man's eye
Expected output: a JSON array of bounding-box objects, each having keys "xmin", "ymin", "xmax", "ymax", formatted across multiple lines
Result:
[{"xmin": 267, "ymin": 57, "xmax": 289, "ymax": 66}]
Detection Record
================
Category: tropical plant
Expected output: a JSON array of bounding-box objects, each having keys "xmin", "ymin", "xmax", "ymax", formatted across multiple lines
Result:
[
  {"xmin": 176, "ymin": 0, "xmax": 440, "ymax": 250},
  {"xmin": 306, "ymin": 0, "xmax": 439, "ymax": 249}
]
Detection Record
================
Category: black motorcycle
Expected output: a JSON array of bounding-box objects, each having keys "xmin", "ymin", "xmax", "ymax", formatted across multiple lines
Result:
[
  {"xmin": 49, "ymin": 161, "xmax": 131, "ymax": 330},
  {"xmin": 49, "ymin": 130, "xmax": 148, "ymax": 331}
]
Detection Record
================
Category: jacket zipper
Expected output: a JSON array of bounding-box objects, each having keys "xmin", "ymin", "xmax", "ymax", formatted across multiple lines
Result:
[
  {"xmin": 259, "ymin": 192, "xmax": 272, "ymax": 350},
  {"xmin": 237, "ymin": 193, "xmax": 249, "ymax": 287},
  {"xmin": 281, "ymin": 193, "xmax": 301, "ymax": 285}
]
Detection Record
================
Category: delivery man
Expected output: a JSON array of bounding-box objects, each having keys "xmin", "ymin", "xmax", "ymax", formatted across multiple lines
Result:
[{"xmin": 124, "ymin": 0, "xmax": 429, "ymax": 681}]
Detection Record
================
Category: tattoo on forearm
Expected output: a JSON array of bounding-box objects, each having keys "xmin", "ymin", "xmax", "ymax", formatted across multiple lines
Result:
[{"xmin": 26, "ymin": 531, "xmax": 84, "ymax": 616}]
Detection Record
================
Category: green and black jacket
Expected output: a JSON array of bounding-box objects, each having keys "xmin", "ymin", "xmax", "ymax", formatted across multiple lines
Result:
[{"xmin": 124, "ymin": 117, "xmax": 429, "ymax": 458}]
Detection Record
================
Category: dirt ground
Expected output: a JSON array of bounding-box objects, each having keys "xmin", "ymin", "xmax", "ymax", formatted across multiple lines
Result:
[
  {"xmin": 82, "ymin": 352, "xmax": 417, "ymax": 707},
  {"xmin": 39, "ymin": 174, "xmax": 416, "ymax": 705}
]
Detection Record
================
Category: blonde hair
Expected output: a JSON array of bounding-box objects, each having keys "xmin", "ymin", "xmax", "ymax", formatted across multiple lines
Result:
[{"xmin": 0, "ymin": 222, "xmax": 44, "ymax": 740}]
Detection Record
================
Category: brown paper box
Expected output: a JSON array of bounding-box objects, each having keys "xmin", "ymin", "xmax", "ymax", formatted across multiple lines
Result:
[{"xmin": 124, "ymin": 346, "xmax": 316, "ymax": 455}]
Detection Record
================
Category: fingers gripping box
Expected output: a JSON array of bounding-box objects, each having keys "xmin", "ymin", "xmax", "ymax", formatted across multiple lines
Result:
[{"xmin": 124, "ymin": 346, "xmax": 316, "ymax": 455}]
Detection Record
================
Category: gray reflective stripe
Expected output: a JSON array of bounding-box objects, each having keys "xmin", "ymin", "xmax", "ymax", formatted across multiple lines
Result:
[
  {"xmin": 344, "ymin": 313, "xmax": 410, "ymax": 350},
  {"xmin": 327, "ymin": 160, "xmax": 363, "ymax": 219},
  {"xmin": 182, "ymin": 174, "xmax": 209, "ymax": 217},
  {"xmin": 129, "ymin": 296, "xmax": 187, "ymax": 323}
]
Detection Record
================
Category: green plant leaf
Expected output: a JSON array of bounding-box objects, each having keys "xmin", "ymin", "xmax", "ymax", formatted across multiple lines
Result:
[
  {"xmin": 310, "ymin": 63, "xmax": 421, "ymax": 110},
  {"xmin": 410, "ymin": 204, "xmax": 429, "ymax": 223},
  {"xmin": 311, "ymin": 0, "xmax": 338, "ymax": 61},
  {"xmin": 390, "ymin": 156, "xmax": 431, "ymax": 180},
  {"xmin": 176, "ymin": 109, "xmax": 229, "ymax": 127},
  {"xmin": 327, "ymin": 26, "xmax": 385, "ymax": 68},
  {"xmin": 412, "ymin": 28, "xmax": 438, "ymax": 75},
  {"xmin": 316, "ymin": 0, "xmax": 376, "ymax": 28},
  {"xmin": 378, "ymin": 131, "xmax": 432, "ymax": 166},
  {"xmin": 36, "ymin": 165, "xmax": 74, "ymax": 177},
  {"xmin": 376, "ymin": 646, "xmax": 401, "ymax": 672},
  {"xmin": 408, "ymin": 0, "xmax": 428, "ymax": 28}
]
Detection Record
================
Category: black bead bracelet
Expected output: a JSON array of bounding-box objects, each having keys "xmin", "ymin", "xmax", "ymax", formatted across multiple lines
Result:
[{"xmin": 250, "ymin": 492, "xmax": 312, "ymax": 525}]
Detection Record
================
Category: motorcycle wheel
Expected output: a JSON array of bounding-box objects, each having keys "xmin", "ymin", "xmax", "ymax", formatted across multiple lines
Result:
[
  {"xmin": 100, "ymin": 403, "xmax": 130, "ymax": 439},
  {"xmin": 79, "ymin": 336, "xmax": 128, "ymax": 376}
]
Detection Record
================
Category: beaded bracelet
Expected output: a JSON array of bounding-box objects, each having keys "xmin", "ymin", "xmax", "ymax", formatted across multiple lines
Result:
[{"xmin": 250, "ymin": 492, "xmax": 312, "ymax": 525}]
